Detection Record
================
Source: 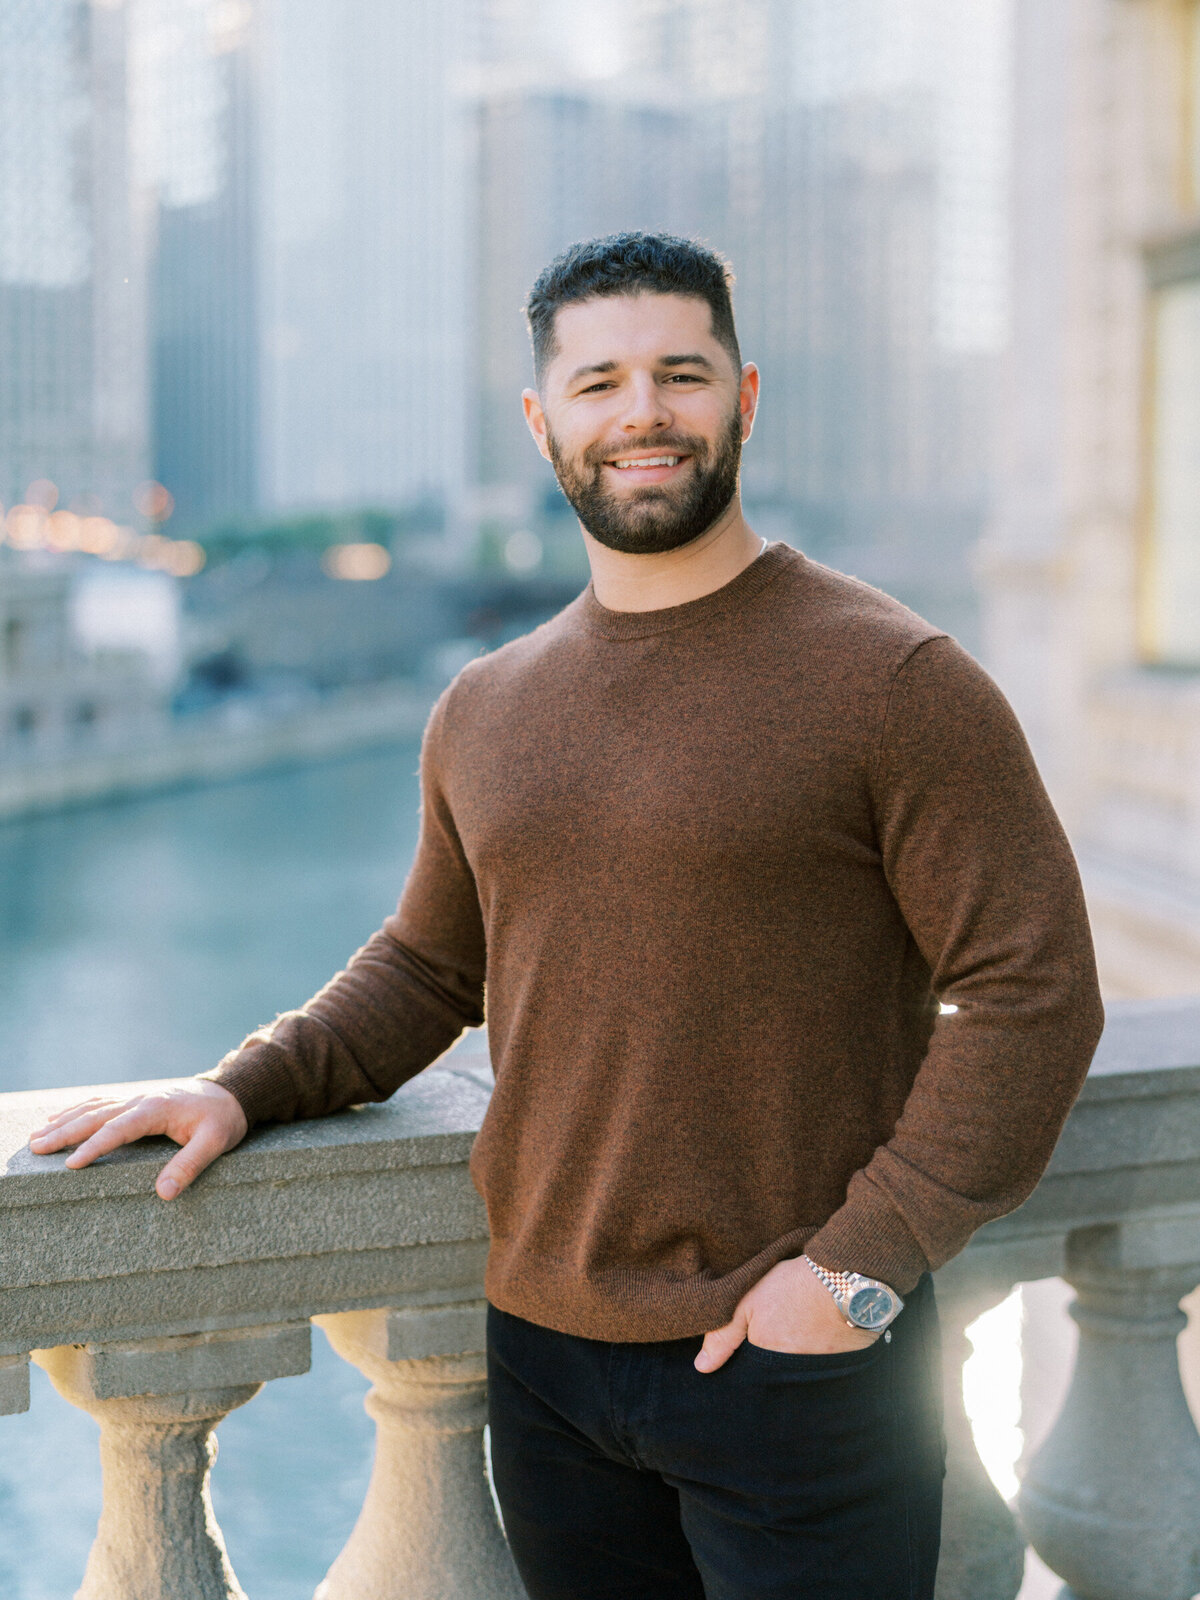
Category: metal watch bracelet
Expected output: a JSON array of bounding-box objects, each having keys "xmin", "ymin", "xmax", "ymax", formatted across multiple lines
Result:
[{"xmin": 801, "ymin": 1255, "xmax": 904, "ymax": 1335}]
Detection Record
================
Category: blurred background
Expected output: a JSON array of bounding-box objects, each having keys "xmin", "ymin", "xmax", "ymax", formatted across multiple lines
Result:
[
  {"xmin": 3, "ymin": 1, "xmax": 1200, "ymax": 1596},
  {"xmin": 0, "ymin": 0, "xmax": 1007, "ymax": 754}
]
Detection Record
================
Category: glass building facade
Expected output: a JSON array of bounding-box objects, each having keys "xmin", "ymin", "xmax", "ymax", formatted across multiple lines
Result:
[
  {"xmin": 136, "ymin": 0, "xmax": 259, "ymax": 531},
  {"xmin": 0, "ymin": 0, "xmax": 148, "ymax": 518}
]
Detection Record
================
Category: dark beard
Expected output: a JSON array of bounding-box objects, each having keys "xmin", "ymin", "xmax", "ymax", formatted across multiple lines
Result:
[{"xmin": 546, "ymin": 409, "xmax": 743, "ymax": 555}]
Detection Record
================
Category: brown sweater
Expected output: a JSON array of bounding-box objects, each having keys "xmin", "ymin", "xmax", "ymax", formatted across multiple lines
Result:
[{"xmin": 211, "ymin": 544, "xmax": 1103, "ymax": 1341}]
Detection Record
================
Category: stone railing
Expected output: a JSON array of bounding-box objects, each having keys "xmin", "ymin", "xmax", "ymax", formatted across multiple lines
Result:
[
  {"xmin": 936, "ymin": 997, "xmax": 1200, "ymax": 1600},
  {"xmin": 2, "ymin": 1003, "xmax": 1199, "ymax": 1600}
]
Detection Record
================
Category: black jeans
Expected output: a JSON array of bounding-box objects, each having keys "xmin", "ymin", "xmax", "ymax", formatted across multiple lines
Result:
[{"xmin": 487, "ymin": 1275, "xmax": 945, "ymax": 1600}]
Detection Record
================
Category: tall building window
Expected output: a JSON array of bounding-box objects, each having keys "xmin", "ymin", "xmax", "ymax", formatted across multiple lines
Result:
[{"xmin": 1144, "ymin": 266, "xmax": 1200, "ymax": 664}]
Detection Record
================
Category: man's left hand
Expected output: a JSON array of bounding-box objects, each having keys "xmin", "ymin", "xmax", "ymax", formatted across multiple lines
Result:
[{"xmin": 695, "ymin": 1256, "xmax": 878, "ymax": 1372}]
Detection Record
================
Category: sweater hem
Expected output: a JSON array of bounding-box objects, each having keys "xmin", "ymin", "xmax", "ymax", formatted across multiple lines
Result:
[{"xmin": 483, "ymin": 1226, "xmax": 822, "ymax": 1343}]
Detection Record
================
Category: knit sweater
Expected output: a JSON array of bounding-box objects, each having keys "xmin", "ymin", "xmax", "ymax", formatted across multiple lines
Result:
[{"xmin": 210, "ymin": 544, "xmax": 1104, "ymax": 1341}]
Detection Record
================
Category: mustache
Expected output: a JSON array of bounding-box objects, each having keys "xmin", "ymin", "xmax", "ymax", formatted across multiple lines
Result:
[{"xmin": 581, "ymin": 432, "xmax": 710, "ymax": 470}]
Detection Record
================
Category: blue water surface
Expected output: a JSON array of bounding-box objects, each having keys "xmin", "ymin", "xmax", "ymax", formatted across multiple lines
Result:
[{"xmin": 0, "ymin": 744, "xmax": 427, "ymax": 1599}]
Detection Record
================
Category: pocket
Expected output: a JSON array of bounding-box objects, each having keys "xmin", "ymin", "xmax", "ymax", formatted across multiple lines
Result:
[{"xmin": 740, "ymin": 1336, "xmax": 886, "ymax": 1374}]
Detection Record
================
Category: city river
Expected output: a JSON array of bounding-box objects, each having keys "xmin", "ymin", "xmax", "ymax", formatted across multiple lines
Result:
[{"xmin": 0, "ymin": 744, "xmax": 426, "ymax": 1600}]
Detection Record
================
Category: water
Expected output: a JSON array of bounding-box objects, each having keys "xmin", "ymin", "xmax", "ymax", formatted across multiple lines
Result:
[{"xmin": 0, "ymin": 744, "xmax": 426, "ymax": 1599}]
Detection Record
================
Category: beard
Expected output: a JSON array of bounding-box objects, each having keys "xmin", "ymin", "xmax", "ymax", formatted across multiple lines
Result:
[{"xmin": 546, "ymin": 408, "xmax": 743, "ymax": 556}]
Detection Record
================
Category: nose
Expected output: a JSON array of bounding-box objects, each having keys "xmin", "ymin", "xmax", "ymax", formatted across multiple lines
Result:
[{"xmin": 618, "ymin": 372, "xmax": 672, "ymax": 434}]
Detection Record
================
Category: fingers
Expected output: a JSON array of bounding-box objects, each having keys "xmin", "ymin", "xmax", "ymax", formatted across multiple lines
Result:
[
  {"xmin": 28, "ymin": 1081, "xmax": 247, "ymax": 1204},
  {"xmin": 155, "ymin": 1125, "xmax": 229, "ymax": 1201},
  {"xmin": 29, "ymin": 1099, "xmax": 133, "ymax": 1154},
  {"xmin": 62, "ymin": 1099, "xmax": 169, "ymax": 1170},
  {"xmin": 695, "ymin": 1312, "xmax": 748, "ymax": 1374},
  {"xmin": 31, "ymin": 1097, "xmax": 113, "ymax": 1136}
]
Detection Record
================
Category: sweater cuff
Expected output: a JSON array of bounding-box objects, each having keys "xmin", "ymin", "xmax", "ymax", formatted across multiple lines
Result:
[
  {"xmin": 804, "ymin": 1185, "xmax": 931, "ymax": 1297},
  {"xmin": 202, "ymin": 1041, "xmax": 299, "ymax": 1129}
]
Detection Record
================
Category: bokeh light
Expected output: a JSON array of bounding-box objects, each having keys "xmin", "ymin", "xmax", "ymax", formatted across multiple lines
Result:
[
  {"xmin": 133, "ymin": 480, "xmax": 175, "ymax": 522},
  {"xmin": 320, "ymin": 542, "xmax": 391, "ymax": 581},
  {"xmin": 504, "ymin": 529, "xmax": 543, "ymax": 572},
  {"xmin": 6, "ymin": 505, "xmax": 47, "ymax": 548},
  {"xmin": 0, "ymin": 499, "xmax": 205, "ymax": 576},
  {"xmin": 45, "ymin": 510, "xmax": 81, "ymax": 550},
  {"xmin": 78, "ymin": 517, "xmax": 122, "ymax": 557},
  {"xmin": 25, "ymin": 479, "xmax": 58, "ymax": 511}
]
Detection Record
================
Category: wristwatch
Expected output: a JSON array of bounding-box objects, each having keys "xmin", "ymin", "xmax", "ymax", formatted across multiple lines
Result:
[{"xmin": 802, "ymin": 1256, "xmax": 904, "ymax": 1333}]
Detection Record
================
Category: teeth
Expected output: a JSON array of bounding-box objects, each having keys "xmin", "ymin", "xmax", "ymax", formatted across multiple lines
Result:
[{"xmin": 612, "ymin": 456, "xmax": 680, "ymax": 469}]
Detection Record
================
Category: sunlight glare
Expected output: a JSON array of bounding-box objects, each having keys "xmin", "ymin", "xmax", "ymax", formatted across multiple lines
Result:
[{"xmin": 963, "ymin": 1287, "xmax": 1023, "ymax": 1502}]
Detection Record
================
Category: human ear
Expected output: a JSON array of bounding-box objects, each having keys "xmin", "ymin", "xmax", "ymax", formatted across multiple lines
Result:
[
  {"xmin": 523, "ymin": 389, "xmax": 553, "ymax": 463},
  {"xmin": 738, "ymin": 363, "xmax": 760, "ymax": 442}
]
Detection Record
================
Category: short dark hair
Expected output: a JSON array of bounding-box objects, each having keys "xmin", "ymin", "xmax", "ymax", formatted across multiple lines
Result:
[{"xmin": 525, "ymin": 231, "xmax": 741, "ymax": 385}]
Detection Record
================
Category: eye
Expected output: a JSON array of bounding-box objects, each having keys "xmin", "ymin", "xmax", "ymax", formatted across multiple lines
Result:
[
  {"xmin": 578, "ymin": 381, "xmax": 615, "ymax": 394},
  {"xmin": 665, "ymin": 373, "xmax": 705, "ymax": 383}
]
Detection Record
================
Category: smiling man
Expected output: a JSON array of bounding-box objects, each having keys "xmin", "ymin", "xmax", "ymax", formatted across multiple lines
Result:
[{"xmin": 31, "ymin": 233, "xmax": 1104, "ymax": 1599}]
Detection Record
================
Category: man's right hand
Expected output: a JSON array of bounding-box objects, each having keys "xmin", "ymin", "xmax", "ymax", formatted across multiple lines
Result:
[{"xmin": 27, "ymin": 1078, "xmax": 249, "ymax": 1201}]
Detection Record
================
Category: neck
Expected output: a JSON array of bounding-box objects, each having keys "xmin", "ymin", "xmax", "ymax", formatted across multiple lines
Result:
[{"xmin": 582, "ymin": 497, "xmax": 764, "ymax": 613}]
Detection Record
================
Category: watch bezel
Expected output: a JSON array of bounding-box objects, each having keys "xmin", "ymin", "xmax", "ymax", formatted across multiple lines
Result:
[{"xmin": 845, "ymin": 1281, "xmax": 900, "ymax": 1329}]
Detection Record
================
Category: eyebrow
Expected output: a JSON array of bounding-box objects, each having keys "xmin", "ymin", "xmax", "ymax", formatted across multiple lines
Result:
[
  {"xmin": 567, "ymin": 359, "xmax": 619, "ymax": 383},
  {"xmin": 660, "ymin": 353, "xmax": 717, "ymax": 370},
  {"xmin": 566, "ymin": 352, "xmax": 718, "ymax": 384}
]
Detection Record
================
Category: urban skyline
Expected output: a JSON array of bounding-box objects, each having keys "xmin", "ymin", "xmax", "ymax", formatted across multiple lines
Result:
[{"xmin": 0, "ymin": 0, "xmax": 1013, "ymax": 595}]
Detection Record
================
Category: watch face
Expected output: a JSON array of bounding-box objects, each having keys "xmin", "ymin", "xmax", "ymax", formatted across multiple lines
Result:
[{"xmin": 847, "ymin": 1286, "xmax": 894, "ymax": 1329}]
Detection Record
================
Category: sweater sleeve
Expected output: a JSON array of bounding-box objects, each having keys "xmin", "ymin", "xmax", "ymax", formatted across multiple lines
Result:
[
  {"xmin": 803, "ymin": 635, "xmax": 1104, "ymax": 1294},
  {"xmin": 204, "ymin": 689, "xmax": 487, "ymax": 1127}
]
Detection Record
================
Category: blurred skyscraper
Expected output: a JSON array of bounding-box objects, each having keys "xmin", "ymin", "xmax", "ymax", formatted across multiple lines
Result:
[
  {"xmin": 466, "ymin": 0, "xmax": 1012, "ymax": 640},
  {"xmin": 135, "ymin": 0, "xmax": 258, "ymax": 531},
  {"xmin": 133, "ymin": 0, "xmax": 477, "ymax": 525},
  {"xmin": 0, "ymin": 0, "xmax": 148, "ymax": 517},
  {"xmin": 254, "ymin": 0, "xmax": 475, "ymax": 513}
]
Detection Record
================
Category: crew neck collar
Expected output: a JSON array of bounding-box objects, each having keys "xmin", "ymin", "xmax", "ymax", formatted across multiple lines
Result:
[{"xmin": 579, "ymin": 541, "xmax": 797, "ymax": 641}]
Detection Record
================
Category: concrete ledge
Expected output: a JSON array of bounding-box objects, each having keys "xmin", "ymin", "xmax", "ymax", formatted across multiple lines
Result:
[
  {"xmin": 313, "ymin": 1300, "xmax": 489, "ymax": 1363},
  {"xmin": 384, "ymin": 1301, "xmax": 488, "ymax": 1360},
  {"xmin": 34, "ymin": 1321, "xmax": 313, "ymax": 1400},
  {"xmin": 0, "ymin": 1054, "xmax": 493, "ymax": 1352},
  {"xmin": 0, "ymin": 1062, "xmax": 492, "ymax": 1208},
  {"xmin": 0, "ymin": 1354, "xmax": 29, "ymax": 1416}
]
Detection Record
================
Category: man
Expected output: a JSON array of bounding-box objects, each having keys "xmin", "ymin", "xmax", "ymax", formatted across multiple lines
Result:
[{"xmin": 31, "ymin": 233, "xmax": 1103, "ymax": 1599}]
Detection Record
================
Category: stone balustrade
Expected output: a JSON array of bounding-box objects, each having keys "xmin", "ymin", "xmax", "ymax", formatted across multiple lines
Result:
[{"xmin": 2, "ymin": 1003, "xmax": 1200, "ymax": 1599}]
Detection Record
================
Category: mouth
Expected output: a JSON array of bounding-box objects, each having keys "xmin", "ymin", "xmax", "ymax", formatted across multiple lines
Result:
[{"xmin": 602, "ymin": 452, "xmax": 692, "ymax": 485}]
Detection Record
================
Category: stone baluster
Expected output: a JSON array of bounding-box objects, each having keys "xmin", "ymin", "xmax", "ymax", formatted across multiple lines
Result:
[
  {"xmin": 933, "ymin": 1276, "xmax": 1027, "ymax": 1600},
  {"xmin": 0, "ymin": 1351, "xmax": 29, "ymax": 1414},
  {"xmin": 314, "ymin": 1301, "xmax": 526, "ymax": 1600},
  {"xmin": 1018, "ymin": 1224, "xmax": 1200, "ymax": 1600},
  {"xmin": 34, "ymin": 1320, "xmax": 311, "ymax": 1600}
]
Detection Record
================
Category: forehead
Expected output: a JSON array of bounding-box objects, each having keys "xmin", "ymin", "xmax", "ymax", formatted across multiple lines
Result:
[{"xmin": 549, "ymin": 292, "xmax": 722, "ymax": 375}]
